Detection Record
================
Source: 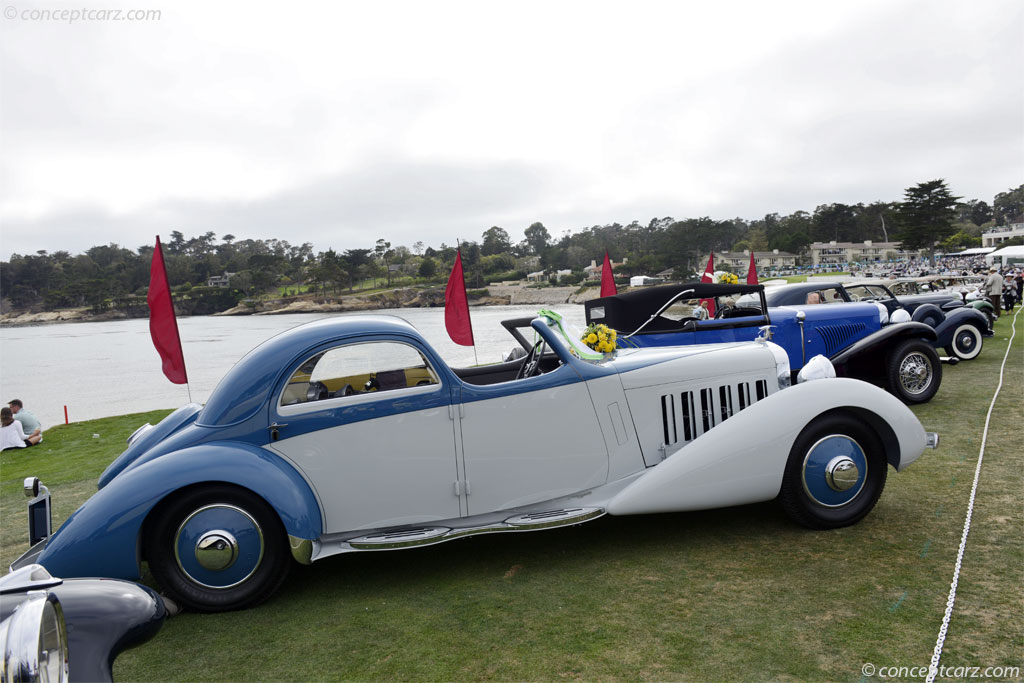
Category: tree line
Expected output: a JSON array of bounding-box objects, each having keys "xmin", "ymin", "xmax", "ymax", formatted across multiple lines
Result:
[{"xmin": 2, "ymin": 180, "xmax": 1020, "ymax": 313}]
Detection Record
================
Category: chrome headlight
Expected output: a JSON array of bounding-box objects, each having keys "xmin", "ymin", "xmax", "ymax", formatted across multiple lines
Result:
[
  {"xmin": 1, "ymin": 592, "xmax": 69, "ymax": 683},
  {"xmin": 126, "ymin": 423, "xmax": 153, "ymax": 447},
  {"xmin": 764, "ymin": 341, "xmax": 791, "ymax": 389}
]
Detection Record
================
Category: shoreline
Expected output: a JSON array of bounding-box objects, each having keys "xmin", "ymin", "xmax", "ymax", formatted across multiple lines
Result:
[{"xmin": 0, "ymin": 284, "xmax": 602, "ymax": 327}]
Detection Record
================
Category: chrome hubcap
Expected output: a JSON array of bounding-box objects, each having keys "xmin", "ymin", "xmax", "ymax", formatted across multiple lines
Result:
[
  {"xmin": 802, "ymin": 435, "xmax": 868, "ymax": 507},
  {"xmin": 899, "ymin": 352, "xmax": 932, "ymax": 394},
  {"xmin": 174, "ymin": 504, "xmax": 264, "ymax": 589},
  {"xmin": 825, "ymin": 456, "xmax": 859, "ymax": 491},
  {"xmin": 195, "ymin": 530, "xmax": 238, "ymax": 571}
]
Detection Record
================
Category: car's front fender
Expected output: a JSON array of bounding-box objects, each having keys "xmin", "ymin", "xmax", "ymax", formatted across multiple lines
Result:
[
  {"xmin": 607, "ymin": 378, "xmax": 926, "ymax": 516},
  {"xmin": 828, "ymin": 321, "xmax": 936, "ymax": 369},
  {"xmin": 34, "ymin": 442, "xmax": 322, "ymax": 581}
]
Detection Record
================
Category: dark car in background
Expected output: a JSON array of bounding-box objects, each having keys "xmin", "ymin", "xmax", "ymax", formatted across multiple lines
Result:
[
  {"xmin": 0, "ymin": 563, "xmax": 166, "ymax": 682},
  {"xmin": 761, "ymin": 281, "xmax": 990, "ymax": 361},
  {"xmin": 585, "ymin": 282, "xmax": 943, "ymax": 404}
]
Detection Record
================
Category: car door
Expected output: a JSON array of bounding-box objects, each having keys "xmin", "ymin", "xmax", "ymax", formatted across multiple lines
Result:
[
  {"xmin": 268, "ymin": 338, "xmax": 461, "ymax": 533},
  {"xmin": 456, "ymin": 353, "xmax": 609, "ymax": 517}
]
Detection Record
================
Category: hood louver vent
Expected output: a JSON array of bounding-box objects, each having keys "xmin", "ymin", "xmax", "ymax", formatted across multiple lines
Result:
[{"xmin": 814, "ymin": 323, "xmax": 867, "ymax": 356}]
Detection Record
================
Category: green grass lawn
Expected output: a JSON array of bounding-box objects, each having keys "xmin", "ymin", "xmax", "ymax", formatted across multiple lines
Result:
[{"xmin": 2, "ymin": 314, "xmax": 1021, "ymax": 681}]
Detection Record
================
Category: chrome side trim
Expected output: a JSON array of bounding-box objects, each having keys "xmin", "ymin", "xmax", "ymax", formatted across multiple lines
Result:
[
  {"xmin": 288, "ymin": 536, "xmax": 314, "ymax": 565},
  {"xmin": 343, "ymin": 508, "xmax": 606, "ymax": 552}
]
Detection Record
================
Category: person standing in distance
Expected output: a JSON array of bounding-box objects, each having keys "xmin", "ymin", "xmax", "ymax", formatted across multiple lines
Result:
[{"xmin": 984, "ymin": 266, "xmax": 1003, "ymax": 319}]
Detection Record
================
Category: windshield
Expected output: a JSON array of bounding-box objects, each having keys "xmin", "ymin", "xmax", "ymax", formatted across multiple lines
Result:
[{"xmin": 537, "ymin": 310, "xmax": 606, "ymax": 360}]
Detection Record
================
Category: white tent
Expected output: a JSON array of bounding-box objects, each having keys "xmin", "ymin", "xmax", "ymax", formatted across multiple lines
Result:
[
  {"xmin": 948, "ymin": 247, "xmax": 995, "ymax": 256},
  {"xmin": 985, "ymin": 245, "xmax": 1024, "ymax": 266}
]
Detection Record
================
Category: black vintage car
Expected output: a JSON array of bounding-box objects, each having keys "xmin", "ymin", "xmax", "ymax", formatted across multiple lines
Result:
[
  {"xmin": 761, "ymin": 281, "xmax": 991, "ymax": 361},
  {"xmin": 1, "ymin": 478, "xmax": 167, "ymax": 682},
  {"xmin": 0, "ymin": 565, "xmax": 166, "ymax": 682}
]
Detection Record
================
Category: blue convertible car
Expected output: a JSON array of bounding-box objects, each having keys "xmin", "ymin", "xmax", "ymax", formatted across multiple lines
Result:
[
  {"xmin": 12, "ymin": 312, "xmax": 937, "ymax": 612},
  {"xmin": 585, "ymin": 282, "xmax": 944, "ymax": 403}
]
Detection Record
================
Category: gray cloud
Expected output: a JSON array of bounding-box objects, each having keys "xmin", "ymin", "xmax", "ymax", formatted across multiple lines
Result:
[{"xmin": 2, "ymin": 0, "xmax": 1022, "ymax": 259}]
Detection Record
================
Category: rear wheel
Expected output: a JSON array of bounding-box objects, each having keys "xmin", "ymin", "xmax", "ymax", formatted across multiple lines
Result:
[
  {"xmin": 886, "ymin": 339, "xmax": 941, "ymax": 404},
  {"xmin": 147, "ymin": 485, "xmax": 291, "ymax": 612},
  {"xmin": 944, "ymin": 324, "xmax": 983, "ymax": 361},
  {"xmin": 778, "ymin": 414, "xmax": 888, "ymax": 529}
]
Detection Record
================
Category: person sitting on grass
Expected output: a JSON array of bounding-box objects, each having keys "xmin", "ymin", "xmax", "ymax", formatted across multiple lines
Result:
[
  {"xmin": 8, "ymin": 399, "xmax": 41, "ymax": 438},
  {"xmin": 1, "ymin": 406, "xmax": 41, "ymax": 451}
]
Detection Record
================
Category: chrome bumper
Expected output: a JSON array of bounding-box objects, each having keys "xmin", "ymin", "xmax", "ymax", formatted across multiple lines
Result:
[{"xmin": 925, "ymin": 432, "xmax": 940, "ymax": 449}]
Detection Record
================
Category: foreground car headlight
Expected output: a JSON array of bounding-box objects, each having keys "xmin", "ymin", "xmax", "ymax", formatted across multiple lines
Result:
[{"xmin": 1, "ymin": 592, "xmax": 69, "ymax": 683}]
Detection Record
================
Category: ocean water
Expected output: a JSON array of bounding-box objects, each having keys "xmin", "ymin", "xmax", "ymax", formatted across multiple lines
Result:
[{"xmin": 0, "ymin": 306, "xmax": 586, "ymax": 429}]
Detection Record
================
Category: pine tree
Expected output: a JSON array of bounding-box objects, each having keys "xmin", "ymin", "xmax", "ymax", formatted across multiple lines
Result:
[{"xmin": 896, "ymin": 179, "xmax": 961, "ymax": 265}]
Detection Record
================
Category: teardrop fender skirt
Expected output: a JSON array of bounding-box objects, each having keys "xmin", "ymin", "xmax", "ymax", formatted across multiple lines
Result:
[
  {"xmin": 21, "ymin": 442, "xmax": 322, "ymax": 581},
  {"xmin": 606, "ymin": 378, "xmax": 928, "ymax": 517}
]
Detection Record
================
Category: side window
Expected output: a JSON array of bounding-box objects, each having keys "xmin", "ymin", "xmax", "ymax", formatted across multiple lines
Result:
[
  {"xmin": 660, "ymin": 298, "xmax": 702, "ymax": 321},
  {"xmin": 820, "ymin": 287, "xmax": 845, "ymax": 303},
  {"xmin": 868, "ymin": 286, "xmax": 894, "ymax": 300},
  {"xmin": 281, "ymin": 341, "xmax": 439, "ymax": 406}
]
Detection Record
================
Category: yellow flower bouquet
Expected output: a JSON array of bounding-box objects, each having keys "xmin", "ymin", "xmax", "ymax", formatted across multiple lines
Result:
[
  {"xmin": 581, "ymin": 322, "xmax": 618, "ymax": 354},
  {"xmin": 716, "ymin": 271, "xmax": 739, "ymax": 285}
]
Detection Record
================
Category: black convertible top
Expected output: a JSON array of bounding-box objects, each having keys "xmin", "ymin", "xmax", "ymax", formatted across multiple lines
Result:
[{"xmin": 584, "ymin": 281, "xmax": 765, "ymax": 332}]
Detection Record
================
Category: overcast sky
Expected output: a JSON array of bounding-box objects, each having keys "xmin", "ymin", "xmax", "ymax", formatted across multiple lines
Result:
[{"xmin": 1, "ymin": 0, "xmax": 1021, "ymax": 259}]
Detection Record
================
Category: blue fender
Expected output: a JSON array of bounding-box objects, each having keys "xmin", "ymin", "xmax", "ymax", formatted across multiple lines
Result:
[
  {"xmin": 35, "ymin": 442, "xmax": 323, "ymax": 581},
  {"xmin": 932, "ymin": 307, "xmax": 989, "ymax": 347},
  {"xmin": 99, "ymin": 403, "xmax": 202, "ymax": 488}
]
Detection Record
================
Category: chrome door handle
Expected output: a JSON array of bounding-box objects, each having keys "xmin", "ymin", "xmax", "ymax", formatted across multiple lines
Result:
[{"xmin": 268, "ymin": 423, "xmax": 288, "ymax": 441}]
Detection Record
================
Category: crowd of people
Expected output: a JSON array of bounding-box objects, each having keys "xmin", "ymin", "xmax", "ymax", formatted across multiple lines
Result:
[{"xmin": 0, "ymin": 399, "xmax": 42, "ymax": 451}]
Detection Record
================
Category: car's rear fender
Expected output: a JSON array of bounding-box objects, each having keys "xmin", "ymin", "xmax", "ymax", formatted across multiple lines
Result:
[
  {"xmin": 606, "ymin": 378, "xmax": 926, "ymax": 516},
  {"xmin": 34, "ymin": 442, "xmax": 322, "ymax": 581}
]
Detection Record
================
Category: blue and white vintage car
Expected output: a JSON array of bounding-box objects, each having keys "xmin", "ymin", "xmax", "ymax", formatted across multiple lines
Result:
[{"xmin": 12, "ymin": 312, "xmax": 937, "ymax": 612}]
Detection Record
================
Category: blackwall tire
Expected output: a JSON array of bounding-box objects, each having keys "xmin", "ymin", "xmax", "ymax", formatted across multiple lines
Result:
[
  {"xmin": 147, "ymin": 485, "xmax": 291, "ymax": 613},
  {"xmin": 778, "ymin": 413, "xmax": 888, "ymax": 529},
  {"xmin": 886, "ymin": 339, "xmax": 941, "ymax": 404}
]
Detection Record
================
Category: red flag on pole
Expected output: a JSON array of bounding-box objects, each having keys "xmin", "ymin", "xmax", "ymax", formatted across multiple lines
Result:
[
  {"xmin": 700, "ymin": 251, "xmax": 716, "ymax": 317},
  {"xmin": 746, "ymin": 251, "xmax": 759, "ymax": 285},
  {"xmin": 600, "ymin": 251, "xmax": 618, "ymax": 297},
  {"xmin": 445, "ymin": 249, "xmax": 475, "ymax": 346},
  {"xmin": 148, "ymin": 236, "xmax": 188, "ymax": 384}
]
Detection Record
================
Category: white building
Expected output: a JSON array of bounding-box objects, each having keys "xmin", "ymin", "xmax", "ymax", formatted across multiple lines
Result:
[
  {"xmin": 527, "ymin": 269, "xmax": 572, "ymax": 283},
  {"xmin": 982, "ymin": 223, "xmax": 1024, "ymax": 247},
  {"xmin": 702, "ymin": 249, "xmax": 798, "ymax": 272},
  {"xmin": 807, "ymin": 241, "xmax": 923, "ymax": 266},
  {"xmin": 583, "ymin": 257, "xmax": 628, "ymax": 280}
]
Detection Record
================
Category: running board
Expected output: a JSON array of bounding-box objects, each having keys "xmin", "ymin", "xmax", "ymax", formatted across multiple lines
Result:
[{"xmin": 345, "ymin": 507, "xmax": 605, "ymax": 551}]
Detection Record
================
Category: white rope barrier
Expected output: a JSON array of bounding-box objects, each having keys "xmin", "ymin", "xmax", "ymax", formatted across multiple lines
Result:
[{"xmin": 925, "ymin": 304, "xmax": 1021, "ymax": 683}]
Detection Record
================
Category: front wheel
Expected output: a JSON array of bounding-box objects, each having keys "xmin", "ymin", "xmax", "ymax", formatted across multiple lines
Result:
[
  {"xmin": 944, "ymin": 324, "xmax": 983, "ymax": 361},
  {"xmin": 146, "ymin": 485, "xmax": 291, "ymax": 612},
  {"xmin": 886, "ymin": 339, "xmax": 941, "ymax": 404},
  {"xmin": 778, "ymin": 414, "xmax": 888, "ymax": 529}
]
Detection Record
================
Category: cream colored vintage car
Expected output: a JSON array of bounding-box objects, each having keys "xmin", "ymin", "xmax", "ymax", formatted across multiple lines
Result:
[{"xmin": 13, "ymin": 312, "xmax": 937, "ymax": 612}]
